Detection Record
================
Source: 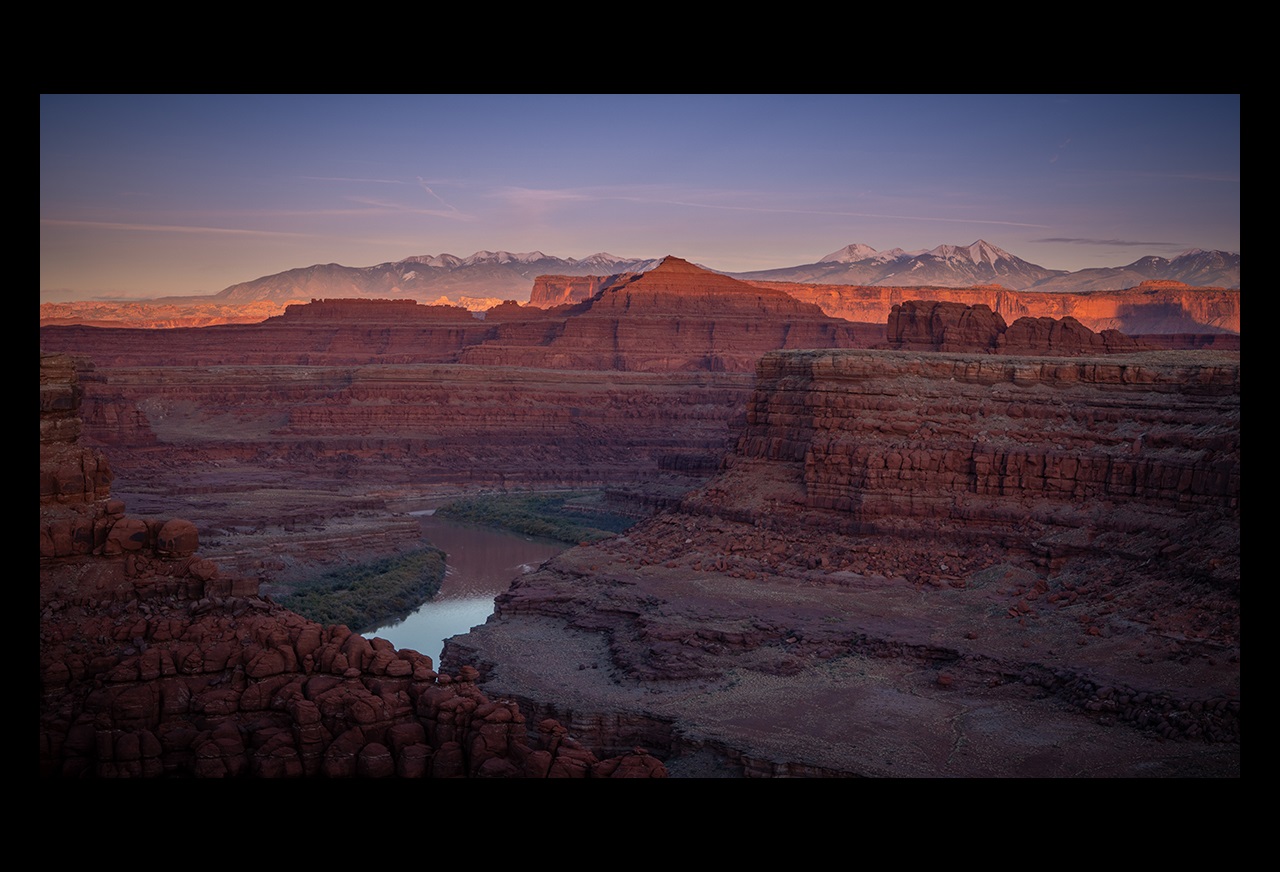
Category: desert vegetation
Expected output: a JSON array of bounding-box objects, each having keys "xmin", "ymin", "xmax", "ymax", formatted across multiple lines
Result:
[
  {"xmin": 277, "ymin": 547, "xmax": 447, "ymax": 631},
  {"xmin": 435, "ymin": 490, "xmax": 640, "ymax": 545}
]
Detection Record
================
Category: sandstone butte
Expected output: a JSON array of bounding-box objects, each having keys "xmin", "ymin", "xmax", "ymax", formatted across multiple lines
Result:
[{"xmin": 38, "ymin": 256, "xmax": 1240, "ymax": 777}]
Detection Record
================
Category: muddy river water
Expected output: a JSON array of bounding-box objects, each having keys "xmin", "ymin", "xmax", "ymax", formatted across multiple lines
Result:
[{"xmin": 364, "ymin": 511, "xmax": 568, "ymax": 669}]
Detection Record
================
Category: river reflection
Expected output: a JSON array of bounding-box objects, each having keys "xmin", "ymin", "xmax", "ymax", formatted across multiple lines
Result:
[{"xmin": 364, "ymin": 512, "xmax": 567, "ymax": 669}]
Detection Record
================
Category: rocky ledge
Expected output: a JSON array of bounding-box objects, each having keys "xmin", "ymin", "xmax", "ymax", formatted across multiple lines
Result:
[{"xmin": 442, "ymin": 348, "xmax": 1240, "ymax": 777}]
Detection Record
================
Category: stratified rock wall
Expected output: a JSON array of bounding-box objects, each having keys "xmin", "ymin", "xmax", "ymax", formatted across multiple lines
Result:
[
  {"xmin": 749, "ymin": 280, "xmax": 1240, "ymax": 335},
  {"xmin": 725, "ymin": 350, "xmax": 1239, "ymax": 559},
  {"xmin": 71, "ymin": 364, "xmax": 754, "ymax": 493},
  {"xmin": 443, "ymin": 346, "xmax": 1239, "ymax": 776},
  {"xmin": 38, "ymin": 353, "xmax": 667, "ymax": 778},
  {"xmin": 529, "ymin": 273, "xmax": 631, "ymax": 307}
]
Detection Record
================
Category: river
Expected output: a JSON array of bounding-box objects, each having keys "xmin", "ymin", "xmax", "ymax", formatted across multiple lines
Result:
[{"xmin": 363, "ymin": 511, "xmax": 568, "ymax": 669}]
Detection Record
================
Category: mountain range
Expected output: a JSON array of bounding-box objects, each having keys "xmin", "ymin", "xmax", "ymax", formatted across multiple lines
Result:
[
  {"xmin": 205, "ymin": 251, "xmax": 661, "ymax": 305},
  {"xmin": 161, "ymin": 241, "xmax": 1238, "ymax": 306},
  {"xmin": 734, "ymin": 241, "xmax": 1241, "ymax": 292}
]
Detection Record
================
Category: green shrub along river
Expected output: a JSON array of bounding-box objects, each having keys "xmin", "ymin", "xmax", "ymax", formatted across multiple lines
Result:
[
  {"xmin": 279, "ymin": 547, "xmax": 447, "ymax": 630},
  {"xmin": 279, "ymin": 491, "xmax": 641, "ymax": 631},
  {"xmin": 433, "ymin": 490, "xmax": 639, "ymax": 544}
]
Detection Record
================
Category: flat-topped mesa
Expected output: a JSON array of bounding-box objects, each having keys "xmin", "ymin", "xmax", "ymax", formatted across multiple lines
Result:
[
  {"xmin": 274, "ymin": 298, "xmax": 476, "ymax": 322},
  {"xmin": 41, "ymin": 299, "xmax": 496, "ymax": 367}
]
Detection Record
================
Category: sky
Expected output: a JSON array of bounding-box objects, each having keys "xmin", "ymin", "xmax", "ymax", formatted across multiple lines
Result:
[{"xmin": 39, "ymin": 93, "xmax": 1241, "ymax": 302}]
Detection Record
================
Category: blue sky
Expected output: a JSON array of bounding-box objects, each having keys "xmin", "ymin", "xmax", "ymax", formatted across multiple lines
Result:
[{"xmin": 40, "ymin": 93, "xmax": 1240, "ymax": 301}]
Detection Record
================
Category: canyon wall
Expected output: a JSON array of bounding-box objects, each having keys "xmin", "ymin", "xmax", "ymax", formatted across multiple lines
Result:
[
  {"xmin": 61, "ymin": 361, "xmax": 752, "ymax": 580},
  {"xmin": 528, "ymin": 273, "xmax": 631, "ymax": 307},
  {"xmin": 747, "ymin": 279, "xmax": 1240, "ymax": 336},
  {"xmin": 39, "ymin": 300, "xmax": 298, "ymax": 329},
  {"xmin": 39, "ymin": 353, "xmax": 667, "ymax": 778},
  {"xmin": 39, "ymin": 267, "xmax": 1199, "ymax": 593},
  {"xmin": 37, "ymin": 300, "xmax": 497, "ymax": 367},
  {"xmin": 443, "ymin": 346, "xmax": 1239, "ymax": 776},
  {"xmin": 720, "ymin": 349, "xmax": 1239, "ymax": 549}
]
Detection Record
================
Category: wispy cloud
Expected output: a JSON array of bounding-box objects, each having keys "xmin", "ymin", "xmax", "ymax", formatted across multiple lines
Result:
[
  {"xmin": 300, "ymin": 175, "xmax": 469, "ymax": 218},
  {"xmin": 488, "ymin": 184, "xmax": 1052, "ymax": 229},
  {"xmin": 416, "ymin": 177, "xmax": 461, "ymax": 214},
  {"xmin": 1036, "ymin": 236, "xmax": 1183, "ymax": 248},
  {"xmin": 338, "ymin": 196, "xmax": 476, "ymax": 221},
  {"xmin": 40, "ymin": 219, "xmax": 312, "ymax": 238},
  {"xmin": 656, "ymin": 200, "xmax": 1053, "ymax": 229},
  {"xmin": 302, "ymin": 176, "xmax": 408, "ymax": 185},
  {"xmin": 487, "ymin": 186, "xmax": 595, "ymax": 206}
]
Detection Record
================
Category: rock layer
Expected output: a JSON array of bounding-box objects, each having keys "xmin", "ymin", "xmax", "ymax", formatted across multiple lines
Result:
[
  {"xmin": 39, "ymin": 353, "xmax": 667, "ymax": 778},
  {"xmin": 748, "ymin": 279, "xmax": 1240, "ymax": 336},
  {"xmin": 443, "ymin": 348, "xmax": 1240, "ymax": 777}
]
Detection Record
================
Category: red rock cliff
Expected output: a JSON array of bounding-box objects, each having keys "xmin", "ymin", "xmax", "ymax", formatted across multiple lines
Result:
[
  {"xmin": 443, "ymin": 346, "xmax": 1239, "ymax": 776},
  {"xmin": 38, "ymin": 353, "xmax": 667, "ymax": 778},
  {"xmin": 748, "ymin": 280, "xmax": 1240, "ymax": 335},
  {"xmin": 728, "ymin": 349, "xmax": 1239, "ymax": 544},
  {"xmin": 885, "ymin": 299, "xmax": 1149, "ymax": 354}
]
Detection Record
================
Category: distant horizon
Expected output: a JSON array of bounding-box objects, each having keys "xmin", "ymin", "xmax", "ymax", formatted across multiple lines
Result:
[
  {"xmin": 37, "ymin": 237, "xmax": 1243, "ymax": 305},
  {"xmin": 41, "ymin": 94, "xmax": 1240, "ymax": 302}
]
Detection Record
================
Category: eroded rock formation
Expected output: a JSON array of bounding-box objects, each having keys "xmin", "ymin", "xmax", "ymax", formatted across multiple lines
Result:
[
  {"xmin": 443, "ymin": 347, "xmax": 1240, "ymax": 777},
  {"xmin": 38, "ymin": 353, "xmax": 667, "ymax": 778},
  {"xmin": 885, "ymin": 299, "xmax": 1148, "ymax": 354},
  {"xmin": 748, "ymin": 279, "xmax": 1240, "ymax": 337}
]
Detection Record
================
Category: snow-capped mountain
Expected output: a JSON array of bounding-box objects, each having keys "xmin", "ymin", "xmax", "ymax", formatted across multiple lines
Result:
[
  {"xmin": 735, "ymin": 240, "xmax": 1063, "ymax": 288},
  {"xmin": 210, "ymin": 251, "xmax": 660, "ymax": 304},
  {"xmin": 195, "ymin": 243, "xmax": 1239, "ymax": 306},
  {"xmin": 818, "ymin": 243, "xmax": 881, "ymax": 263},
  {"xmin": 730, "ymin": 241, "xmax": 1239, "ymax": 291},
  {"xmin": 1026, "ymin": 249, "xmax": 1241, "ymax": 293}
]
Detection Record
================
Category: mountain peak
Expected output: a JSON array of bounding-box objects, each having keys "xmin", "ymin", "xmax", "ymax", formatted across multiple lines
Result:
[
  {"xmin": 925, "ymin": 240, "xmax": 1015, "ymax": 267},
  {"xmin": 819, "ymin": 243, "xmax": 880, "ymax": 264},
  {"xmin": 649, "ymin": 255, "xmax": 706, "ymax": 274}
]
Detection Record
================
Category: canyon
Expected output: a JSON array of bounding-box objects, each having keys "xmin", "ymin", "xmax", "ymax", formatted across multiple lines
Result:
[
  {"xmin": 39, "ymin": 352, "xmax": 669, "ymax": 777},
  {"xmin": 38, "ymin": 257, "xmax": 1240, "ymax": 776},
  {"xmin": 442, "ymin": 348, "xmax": 1239, "ymax": 776}
]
